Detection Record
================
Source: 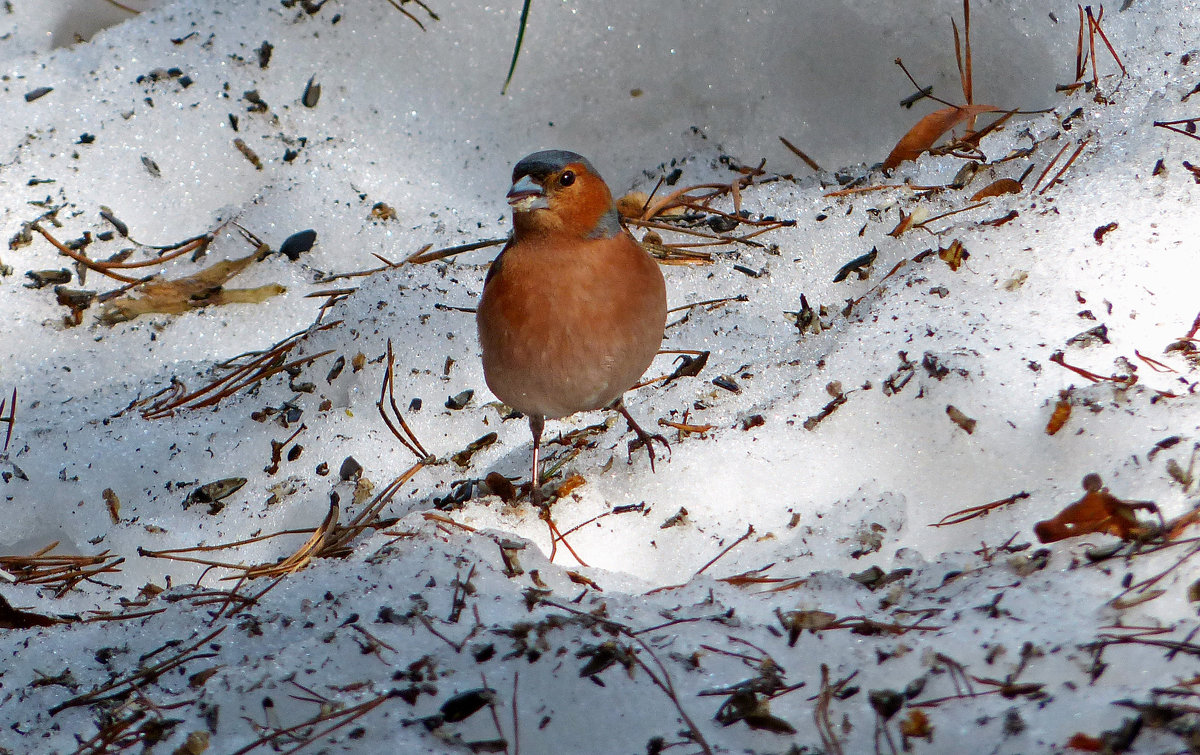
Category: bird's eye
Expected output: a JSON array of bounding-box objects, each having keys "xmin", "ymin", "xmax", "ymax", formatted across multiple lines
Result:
[{"xmin": 558, "ymin": 171, "xmax": 576, "ymax": 187}]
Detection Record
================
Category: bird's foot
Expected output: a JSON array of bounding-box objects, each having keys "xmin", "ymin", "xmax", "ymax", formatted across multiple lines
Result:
[{"xmin": 616, "ymin": 402, "xmax": 670, "ymax": 472}]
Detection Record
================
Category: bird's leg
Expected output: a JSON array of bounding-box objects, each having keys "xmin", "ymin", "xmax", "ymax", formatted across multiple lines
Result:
[
  {"xmin": 612, "ymin": 398, "xmax": 670, "ymax": 472},
  {"xmin": 528, "ymin": 413, "xmax": 545, "ymax": 506}
]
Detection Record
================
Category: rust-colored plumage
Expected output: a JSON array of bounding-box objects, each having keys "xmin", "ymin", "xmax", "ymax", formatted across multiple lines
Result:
[{"xmin": 477, "ymin": 150, "xmax": 668, "ymax": 503}]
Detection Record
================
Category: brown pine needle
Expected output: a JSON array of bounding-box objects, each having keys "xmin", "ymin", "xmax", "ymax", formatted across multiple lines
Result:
[
  {"xmin": 1029, "ymin": 139, "xmax": 1074, "ymax": 193},
  {"xmin": 963, "ymin": 0, "xmax": 974, "ymax": 105},
  {"xmin": 931, "ymin": 491, "xmax": 1031, "ymax": 527},
  {"xmin": 33, "ymin": 224, "xmax": 144, "ymax": 284},
  {"xmin": 1038, "ymin": 139, "xmax": 1091, "ymax": 194},
  {"xmin": 377, "ymin": 339, "xmax": 432, "ymax": 460},
  {"xmin": 1, "ymin": 386, "xmax": 15, "ymax": 452},
  {"xmin": 778, "ymin": 136, "xmax": 822, "ymax": 171},
  {"xmin": 695, "ymin": 525, "xmax": 755, "ymax": 576}
]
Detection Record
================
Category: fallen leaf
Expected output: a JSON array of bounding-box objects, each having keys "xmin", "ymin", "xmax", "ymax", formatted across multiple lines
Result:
[
  {"xmin": 484, "ymin": 472, "xmax": 517, "ymax": 502},
  {"xmin": 938, "ymin": 240, "xmax": 968, "ymax": 271},
  {"xmin": 1065, "ymin": 732, "xmax": 1103, "ymax": 751},
  {"xmin": 946, "ymin": 404, "xmax": 976, "ymax": 433},
  {"xmin": 888, "ymin": 209, "xmax": 917, "ymax": 237},
  {"xmin": 969, "ymin": 177, "xmax": 1023, "ymax": 201},
  {"xmin": 899, "ymin": 709, "xmax": 933, "ymax": 741},
  {"xmin": 103, "ymin": 488, "xmax": 120, "ymax": 523},
  {"xmin": 175, "ymin": 731, "xmax": 210, "ymax": 754},
  {"xmin": 1045, "ymin": 396, "xmax": 1072, "ymax": 435},
  {"xmin": 566, "ymin": 570, "xmax": 600, "ymax": 590},
  {"xmin": 553, "ymin": 473, "xmax": 586, "ymax": 499},
  {"xmin": 451, "ymin": 433, "xmax": 497, "ymax": 467},
  {"xmin": 1034, "ymin": 474, "xmax": 1157, "ymax": 543},
  {"xmin": 1093, "ymin": 221, "xmax": 1118, "ymax": 245},
  {"xmin": 883, "ymin": 104, "xmax": 1002, "ymax": 170}
]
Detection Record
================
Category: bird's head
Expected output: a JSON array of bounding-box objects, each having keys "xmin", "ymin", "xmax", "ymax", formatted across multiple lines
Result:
[{"xmin": 507, "ymin": 150, "xmax": 622, "ymax": 239}]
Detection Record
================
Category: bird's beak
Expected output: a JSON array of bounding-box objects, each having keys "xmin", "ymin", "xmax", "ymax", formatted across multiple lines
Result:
[{"xmin": 506, "ymin": 175, "xmax": 549, "ymax": 212}]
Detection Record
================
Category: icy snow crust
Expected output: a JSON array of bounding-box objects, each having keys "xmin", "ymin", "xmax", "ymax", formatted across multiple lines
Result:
[{"xmin": 0, "ymin": 0, "xmax": 1198, "ymax": 752}]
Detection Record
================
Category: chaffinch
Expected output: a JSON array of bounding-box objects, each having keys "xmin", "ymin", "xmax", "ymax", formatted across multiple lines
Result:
[{"xmin": 477, "ymin": 150, "xmax": 668, "ymax": 504}]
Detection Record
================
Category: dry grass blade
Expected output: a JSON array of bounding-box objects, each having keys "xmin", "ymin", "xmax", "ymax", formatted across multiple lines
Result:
[
  {"xmin": 242, "ymin": 499, "xmax": 341, "ymax": 579},
  {"xmin": 542, "ymin": 508, "xmax": 590, "ymax": 567},
  {"xmin": 383, "ymin": 0, "xmax": 438, "ymax": 31},
  {"xmin": 1110, "ymin": 541, "xmax": 1200, "ymax": 604},
  {"xmin": 92, "ymin": 234, "xmax": 211, "ymax": 270},
  {"xmin": 1028, "ymin": 139, "xmax": 1073, "ymax": 193},
  {"xmin": 694, "ymin": 525, "xmax": 755, "ymax": 577},
  {"xmin": 321, "ymin": 463, "xmax": 425, "ymax": 556},
  {"xmin": 942, "ymin": 108, "xmax": 1017, "ymax": 152},
  {"xmin": 404, "ymin": 237, "xmax": 507, "ymax": 265},
  {"xmin": 1074, "ymin": 5, "xmax": 1088, "ymax": 82},
  {"xmin": 1086, "ymin": 5, "xmax": 1127, "ymax": 78},
  {"xmin": 640, "ymin": 178, "xmax": 753, "ymax": 221},
  {"xmin": 315, "ymin": 238, "xmax": 507, "ymax": 284}
]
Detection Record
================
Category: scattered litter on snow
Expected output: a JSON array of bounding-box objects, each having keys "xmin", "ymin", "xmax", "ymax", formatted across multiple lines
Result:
[{"xmin": 1, "ymin": 1, "xmax": 1198, "ymax": 752}]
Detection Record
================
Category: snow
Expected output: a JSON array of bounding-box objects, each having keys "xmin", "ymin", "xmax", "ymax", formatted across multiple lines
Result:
[{"xmin": 1, "ymin": 0, "xmax": 1198, "ymax": 753}]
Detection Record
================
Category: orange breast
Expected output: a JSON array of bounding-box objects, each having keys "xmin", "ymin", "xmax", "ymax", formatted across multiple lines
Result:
[{"xmin": 477, "ymin": 231, "xmax": 666, "ymax": 419}]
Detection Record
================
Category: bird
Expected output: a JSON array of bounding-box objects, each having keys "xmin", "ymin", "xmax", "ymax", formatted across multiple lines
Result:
[{"xmin": 477, "ymin": 150, "xmax": 668, "ymax": 505}]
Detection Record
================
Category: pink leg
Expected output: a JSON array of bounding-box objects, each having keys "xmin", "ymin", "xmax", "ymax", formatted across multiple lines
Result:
[{"xmin": 528, "ymin": 414, "xmax": 545, "ymax": 505}]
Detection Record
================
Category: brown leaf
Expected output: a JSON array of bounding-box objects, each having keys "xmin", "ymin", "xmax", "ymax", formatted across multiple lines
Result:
[
  {"xmin": 969, "ymin": 178, "xmax": 1023, "ymax": 201},
  {"xmin": 883, "ymin": 104, "xmax": 1002, "ymax": 170},
  {"xmin": 1045, "ymin": 397, "xmax": 1072, "ymax": 435},
  {"xmin": 1093, "ymin": 221, "xmax": 1118, "ymax": 245},
  {"xmin": 174, "ymin": 731, "xmax": 210, "ymax": 754},
  {"xmin": 484, "ymin": 471, "xmax": 517, "ymax": 502},
  {"xmin": 1034, "ymin": 475, "xmax": 1156, "ymax": 543},
  {"xmin": 103, "ymin": 488, "xmax": 120, "ymax": 523},
  {"xmin": 946, "ymin": 404, "xmax": 976, "ymax": 434},
  {"xmin": 899, "ymin": 709, "xmax": 933, "ymax": 740},
  {"xmin": 566, "ymin": 570, "xmax": 600, "ymax": 590},
  {"xmin": 938, "ymin": 240, "xmax": 968, "ymax": 271},
  {"xmin": 553, "ymin": 473, "xmax": 586, "ymax": 499},
  {"xmin": 888, "ymin": 209, "xmax": 916, "ymax": 237},
  {"xmin": 1065, "ymin": 732, "xmax": 1103, "ymax": 751},
  {"xmin": 451, "ymin": 433, "xmax": 497, "ymax": 467}
]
